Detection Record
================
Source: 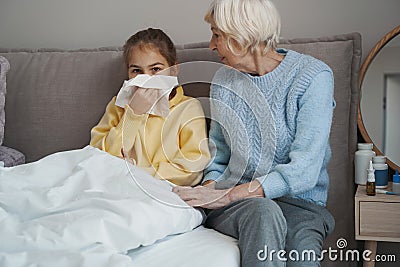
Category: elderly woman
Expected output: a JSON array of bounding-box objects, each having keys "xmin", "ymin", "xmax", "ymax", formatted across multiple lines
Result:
[{"xmin": 173, "ymin": 0, "xmax": 335, "ymax": 266}]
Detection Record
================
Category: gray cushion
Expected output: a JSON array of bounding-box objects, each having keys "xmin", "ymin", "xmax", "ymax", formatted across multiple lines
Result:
[
  {"xmin": 0, "ymin": 48, "xmax": 127, "ymax": 162},
  {"xmin": 0, "ymin": 56, "xmax": 9, "ymax": 145},
  {"xmin": 0, "ymin": 145, "xmax": 25, "ymax": 167}
]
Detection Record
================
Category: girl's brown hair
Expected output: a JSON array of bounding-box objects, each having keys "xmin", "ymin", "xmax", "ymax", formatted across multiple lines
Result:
[{"xmin": 123, "ymin": 28, "xmax": 177, "ymax": 67}]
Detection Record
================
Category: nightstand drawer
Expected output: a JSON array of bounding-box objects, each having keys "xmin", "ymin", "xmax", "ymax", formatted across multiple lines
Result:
[{"xmin": 359, "ymin": 201, "xmax": 400, "ymax": 238}]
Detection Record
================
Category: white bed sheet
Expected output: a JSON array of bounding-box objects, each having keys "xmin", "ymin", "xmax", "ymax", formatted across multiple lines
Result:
[{"xmin": 128, "ymin": 226, "xmax": 240, "ymax": 267}]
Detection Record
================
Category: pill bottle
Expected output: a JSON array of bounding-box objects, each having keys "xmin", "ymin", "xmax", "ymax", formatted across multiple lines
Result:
[
  {"xmin": 355, "ymin": 143, "xmax": 375, "ymax": 185},
  {"xmin": 372, "ymin": 156, "xmax": 388, "ymax": 188},
  {"xmin": 392, "ymin": 170, "xmax": 400, "ymax": 194}
]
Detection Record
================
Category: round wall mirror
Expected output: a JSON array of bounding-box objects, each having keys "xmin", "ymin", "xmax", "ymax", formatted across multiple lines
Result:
[{"xmin": 358, "ymin": 25, "xmax": 400, "ymax": 171}]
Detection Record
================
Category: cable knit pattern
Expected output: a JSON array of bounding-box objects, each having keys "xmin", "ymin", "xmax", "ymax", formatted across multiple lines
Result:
[
  {"xmin": 203, "ymin": 49, "xmax": 335, "ymax": 206},
  {"xmin": 0, "ymin": 56, "xmax": 10, "ymax": 145}
]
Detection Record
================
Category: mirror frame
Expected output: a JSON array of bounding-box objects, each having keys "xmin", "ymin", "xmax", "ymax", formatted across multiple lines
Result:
[{"xmin": 358, "ymin": 25, "xmax": 400, "ymax": 172}]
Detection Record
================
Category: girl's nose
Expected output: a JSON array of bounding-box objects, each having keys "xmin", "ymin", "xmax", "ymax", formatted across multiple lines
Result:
[{"xmin": 143, "ymin": 70, "xmax": 157, "ymax": 76}]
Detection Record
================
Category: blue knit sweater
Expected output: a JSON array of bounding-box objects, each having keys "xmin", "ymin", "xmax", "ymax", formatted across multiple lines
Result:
[{"xmin": 203, "ymin": 49, "xmax": 335, "ymax": 206}]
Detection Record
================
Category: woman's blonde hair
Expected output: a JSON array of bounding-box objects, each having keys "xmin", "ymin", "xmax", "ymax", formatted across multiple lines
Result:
[{"xmin": 204, "ymin": 0, "xmax": 281, "ymax": 55}]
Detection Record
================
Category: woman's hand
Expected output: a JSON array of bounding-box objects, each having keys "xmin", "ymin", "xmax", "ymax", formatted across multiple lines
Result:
[
  {"xmin": 172, "ymin": 186, "xmax": 231, "ymax": 209},
  {"xmin": 173, "ymin": 180, "xmax": 265, "ymax": 209}
]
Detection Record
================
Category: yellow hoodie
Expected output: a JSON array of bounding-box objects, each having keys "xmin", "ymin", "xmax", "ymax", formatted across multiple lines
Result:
[{"xmin": 90, "ymin": 86, "xmax": 210, "ymax": 186}]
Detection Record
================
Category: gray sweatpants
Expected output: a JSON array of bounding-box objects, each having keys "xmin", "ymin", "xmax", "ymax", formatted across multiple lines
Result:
[{"xmin": 205, "ymin": 197, "xmax": 335, "ymax": 267}]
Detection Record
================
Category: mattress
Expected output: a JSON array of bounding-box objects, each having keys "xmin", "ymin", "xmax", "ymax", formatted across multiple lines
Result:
[{"xmin": 128, "ymin": 226, "xmax": 240, "ymax": 267}]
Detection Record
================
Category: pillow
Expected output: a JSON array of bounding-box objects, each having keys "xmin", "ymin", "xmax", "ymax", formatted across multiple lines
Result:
[{"xmin": 0, "ymin": 56, "xmax": 10, "ymax": 145}]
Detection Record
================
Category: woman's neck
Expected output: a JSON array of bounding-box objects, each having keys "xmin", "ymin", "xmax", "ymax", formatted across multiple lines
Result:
[
  {"xmin": 238, "ymin": 48, "xmax": 284, "ymax": 76},
  {"xmin": 251, "ymin": 49, "xmax": 284, "ymax": 76}
]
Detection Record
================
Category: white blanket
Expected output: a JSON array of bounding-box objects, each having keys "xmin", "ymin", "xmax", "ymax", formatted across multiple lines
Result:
[{"xmin": 0, "ymin": 146, "xmax": 203, "ymax": 267}]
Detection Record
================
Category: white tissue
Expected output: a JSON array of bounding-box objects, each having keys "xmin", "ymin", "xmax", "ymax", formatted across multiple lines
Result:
[{"xmin": 115, "ymin": 74, "xmax": 178, "ymax": 108}]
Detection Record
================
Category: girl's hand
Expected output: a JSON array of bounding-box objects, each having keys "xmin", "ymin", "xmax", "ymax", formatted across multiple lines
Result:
[
  {"xmin": 172, "ymin": 186, "xmax": 231, "ymax": 209},
  {"xmin": 128, "ymin": 87, "xmax": 160, "ymax": 115}
]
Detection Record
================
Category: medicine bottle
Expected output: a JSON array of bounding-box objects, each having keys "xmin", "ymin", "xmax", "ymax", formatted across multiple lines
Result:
[
  {"xmin": 392, "ymin": 170, "xmax": 400, "ymax": 194},
  {"xmin": 366, "ymin": 160, "xmax": 376, "ymax": 196},
  {"xmin": 372, "ymin": 156, "xmax": 388, "ymax": 188},
  {"xmin": 355, "ymin": 143, "xmax": 375, "ymax": 185}
]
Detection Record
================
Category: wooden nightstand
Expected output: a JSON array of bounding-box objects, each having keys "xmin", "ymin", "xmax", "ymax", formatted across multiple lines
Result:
[{"xmin": 355, "ymin": 182, "xmax": 400, "ymax": 266}]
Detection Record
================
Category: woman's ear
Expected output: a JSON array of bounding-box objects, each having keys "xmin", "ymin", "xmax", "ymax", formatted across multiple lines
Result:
[{"xmin": 230, "ymin": 39, "xmax": 247, "ymax": 56}]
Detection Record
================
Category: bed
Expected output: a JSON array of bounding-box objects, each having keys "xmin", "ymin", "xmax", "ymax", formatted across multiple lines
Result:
[{"xmin": 0, "ymin": 32, "xmax": 361, "ymax": 267}]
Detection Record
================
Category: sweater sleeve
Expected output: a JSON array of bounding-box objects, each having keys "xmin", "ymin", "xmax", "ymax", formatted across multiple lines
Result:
[
  {"xmin": 256, "ymin": 71, "xmax": 334, "ymax": 199},
  {"xmin": 90, "ymin": 96, "xmax": 147, "ymax": 158},
  {"xmin": 202, "ymin": 119, "xmax": 231, "ymax": 183},
  {"xmin": 202, "ymin": 78, "xmax": 232, "ymax": 184},
  {"xmin": 154, "ymin": 99, "xmax": 211, "ymax": 186}
]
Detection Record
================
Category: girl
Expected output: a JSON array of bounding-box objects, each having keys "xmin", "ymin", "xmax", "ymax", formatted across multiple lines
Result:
[{"xmin": 90, "ymin": 28, "xmax": 210, "ymax": 186}]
